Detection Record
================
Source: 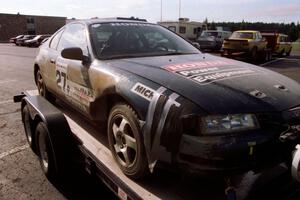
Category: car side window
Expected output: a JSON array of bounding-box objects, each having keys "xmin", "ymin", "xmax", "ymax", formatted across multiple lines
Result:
[
  {"xmin": 49, "ymin": 29, "xmax": 64, "ymax": 49},
  {"xmin": 57, "ymin": 24, "xmax": 88, "ymax": 55}
]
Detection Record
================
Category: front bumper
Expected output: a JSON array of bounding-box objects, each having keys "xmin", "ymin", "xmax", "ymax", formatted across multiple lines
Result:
[{"xmin": 175, "ymin": 128, "xmax": 299, "ymax": 175}]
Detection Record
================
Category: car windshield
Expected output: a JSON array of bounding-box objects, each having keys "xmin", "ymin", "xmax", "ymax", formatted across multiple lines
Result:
[
  {"xmin": 89, "ymin": 22, "xmax": 200, "ymax": 60},
  {"xmin": 200, "ymin": 31, "xmax": 220, "ymax": 37},
  {"xmin": 230, "ymin": 32, "xmax": 253, "ymax": 39}
]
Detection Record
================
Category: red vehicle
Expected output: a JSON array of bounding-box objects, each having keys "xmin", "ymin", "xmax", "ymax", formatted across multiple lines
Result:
[
  {"xmin": 9, "ymin": 35, "xmax": 24, "ymax": 44},
  {"xmin": 261, "ymin": 31, "xmax": 292, "ymax": 56}
]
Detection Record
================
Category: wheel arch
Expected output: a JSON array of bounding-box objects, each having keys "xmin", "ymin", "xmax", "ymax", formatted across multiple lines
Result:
[
  {"xmin": 34, "ymin": 63, "xmax": 40, "ymax": 85},
  {"xmin": 90, "ymin": 89, "xmax": 144, "ymax": 124}
]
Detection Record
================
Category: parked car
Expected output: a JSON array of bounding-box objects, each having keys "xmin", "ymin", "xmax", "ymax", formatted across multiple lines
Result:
[
  {"xmin": 9, "ymin": 35, "xmax": 24, "ymax": 44},
  {"xmin": 222, "ymin": 30, "xmax": 267, "ymax": 61},
  {"xmin": 34, "ymin": 18, "xmax": 300, "ymax": 179},
  {"xmin": 16, "ymin": 35, "xmax": 35, "ymax": 46},
  {"xmin": 261, "ymin": 32, "xmax": 292, "ymax": 56},
  {"xmin": 197, "ymin": 30, "xmax": 231, "ymax": 51},
  {"xmin": 24, "ymin": 34, "xmax": 51, "ymax": 47}
]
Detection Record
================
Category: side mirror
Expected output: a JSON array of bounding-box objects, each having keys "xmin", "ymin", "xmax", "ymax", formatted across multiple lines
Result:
[
  {"xmin": 262, "ymin": 37, "xmax": 266, "ymax": 42},
  {"xmin": 61, "ymin": 47, "xmax": 91, "ymax": 65},
  {"xmin": 61, "ymin": 47, "xmax": 83, "ymax": 61},
  {"xmin": 192, "ymin": 42, "xmax": 201, "ymax": 49}
]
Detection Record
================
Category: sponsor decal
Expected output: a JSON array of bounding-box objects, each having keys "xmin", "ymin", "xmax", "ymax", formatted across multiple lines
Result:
[
  {"xmin": 110, "ymin": 23, "xmax": 152, "ymax": 27},
  {"xmin": 131, "ymin": 82, "xmax": 155, "ymax": 101},
  {"xmin": 164, "ymin": 60, "xmax": 234, "ymax": 72},
  {"xmin": 56, "ymin": 61, "xmax": 95, "ymax": 107},
  {"xmin": 164, "ymin": 60, "xmax": 260, "ymax": 85},
  {"xmin": 193, "ymin": 69, "xmax": 257, "ymax": 85},
  {"xmin": 67, "ymin": 81, "xmax": 95, "ymax": 106}
]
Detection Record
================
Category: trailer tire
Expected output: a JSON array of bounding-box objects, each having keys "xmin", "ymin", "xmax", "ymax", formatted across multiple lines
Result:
[
  {"xmin": 35, "ymin": 122, "xmax": 60, "ymax": 182},
  {"xmin": 108, "ymin": 104, "xmax": 149, "ymax": 179},
  {"xmin": 22, "ymin": 105, "xmax": 35, "ymax": 151}
]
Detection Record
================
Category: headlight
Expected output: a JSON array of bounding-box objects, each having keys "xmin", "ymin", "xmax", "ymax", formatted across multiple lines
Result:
[{"xmin": 203, "ymin": 114, "xmax": 259, "ymax": 135}]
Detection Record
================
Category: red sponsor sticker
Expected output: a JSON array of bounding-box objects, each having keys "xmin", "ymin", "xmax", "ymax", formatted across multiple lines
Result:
[{"xmin": 164, "ymin": 60, "xmax": 234, "ymax": 72}]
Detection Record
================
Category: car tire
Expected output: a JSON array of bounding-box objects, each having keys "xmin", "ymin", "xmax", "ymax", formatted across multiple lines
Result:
[
  {"xmin": 286, "ymin": 48, "xmax": 292, "ymax": 56},
  {"xmin": 35, "ymin": 122, "xmax": 58, "ymax": 181},
  {"xmin": 36, "ymin": 69, "xmax": 55, "ymax": 103},
  {"xmin": 251, "ymin": 47, "xmax": 258, "ymax": 62},
  {"xmin": 279, "ymin": 49, "xmax": 285, "ymax": 57},
  {"xmin": 108, "ymin": 104, "xmax": 149, "ymax": 179},
  {"xmin": 22, "ymin": 105, "xmax": 35, "ymax": 151}
]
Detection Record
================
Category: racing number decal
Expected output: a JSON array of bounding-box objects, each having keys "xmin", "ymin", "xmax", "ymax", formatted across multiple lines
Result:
[
  {"xmin": 56, "ymin": 62, "xmax": 69, "ymax": 93},
  {"xmin": 56, "ymin": 70, "xmax": 67, "ymax": 90}
]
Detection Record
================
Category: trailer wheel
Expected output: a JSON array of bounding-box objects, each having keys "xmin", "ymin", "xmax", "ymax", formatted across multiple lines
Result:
[
  {"xmin": 22, "ymin": 105, "xmax": 35, "ymax": 151},
  {"xmin": 35, "ymin": 122, "xmax": 58, "ymax": 181},
  {"xmin": 36, "ymin": 69, "xmax": 55, "ymax": 103},
  {"xmin": 108, "ymin": 104, "xmax": 149, "ymax": 179}
]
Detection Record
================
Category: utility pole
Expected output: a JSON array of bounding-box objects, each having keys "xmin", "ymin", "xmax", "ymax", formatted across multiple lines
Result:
[
  {"xmin": 160, "ymin": 0, "xmax": 163, "ymax": 21},
  {"xmin": 179, "ymin": 0, "xmax": 181, "ymax": 19}
]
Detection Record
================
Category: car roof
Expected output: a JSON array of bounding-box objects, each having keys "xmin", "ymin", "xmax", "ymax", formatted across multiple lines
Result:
[
  {"xmin": 67, "ymin": 18, "xmax": 153, "ymax": 26},
  {"xmin": 204, "ymin": 30, "xmax": 231, "ymax": 33},
  {"xmin": 234, "ymin": 30, "xmax": 259, "ymax": 33}
]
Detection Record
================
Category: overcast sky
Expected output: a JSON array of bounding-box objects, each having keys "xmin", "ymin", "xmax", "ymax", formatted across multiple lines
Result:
[{"xmin": 0, "ymin": 0, "xmax": 299, "ymax": 23}]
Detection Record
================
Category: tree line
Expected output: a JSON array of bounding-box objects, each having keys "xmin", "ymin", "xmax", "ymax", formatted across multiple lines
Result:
[{"xmin": 208, "ymin": 21, "xmax": 300, "ymax": 41}]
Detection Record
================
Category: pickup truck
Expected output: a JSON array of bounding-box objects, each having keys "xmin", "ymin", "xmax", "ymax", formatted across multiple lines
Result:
[
  {"xmin": 222, "ymin": 30, "xmax": 269, "ymax": 61},
  {"xmin": 261, "ymin": 32, "xmax": 292, "ymax": 56}
]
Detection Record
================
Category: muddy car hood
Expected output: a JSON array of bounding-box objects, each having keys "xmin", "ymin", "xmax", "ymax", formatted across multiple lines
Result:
[{"xmin": 107, "ymin": 54, "xmax": 300, "ymax": 114}]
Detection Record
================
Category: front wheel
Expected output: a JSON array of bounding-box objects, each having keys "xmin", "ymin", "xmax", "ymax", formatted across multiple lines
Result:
[{"xmin": 108, "ymin": 104, "xmax": 149, "ymax": 179}]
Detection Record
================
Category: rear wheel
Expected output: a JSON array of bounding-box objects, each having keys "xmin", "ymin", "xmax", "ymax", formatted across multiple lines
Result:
[
  {"xmin": 286, "ymin": 48, "xmax": 292, "ymax": 56},
  {"xmin": 279, "ymin": 49, "xmax": 285, "ymax": 57},
  {"xmin": 108, "ymin": 104, "xmax": 149, "ymax": 179},
  {"xmin": 251, "ymin": 47, "xmax": 258, "ymax": 62},
  {"xmin": 36, "ymin": 69, "xmax": 55, "ymax": 103}
]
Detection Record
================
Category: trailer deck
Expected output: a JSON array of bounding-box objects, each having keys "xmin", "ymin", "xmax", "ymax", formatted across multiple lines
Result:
[{"xmin": 16, "ymin": 90, "xmax": 300, "ymax": 200}]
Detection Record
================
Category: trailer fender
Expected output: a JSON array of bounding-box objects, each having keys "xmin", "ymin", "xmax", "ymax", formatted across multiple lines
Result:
[{"xmin": 16, "ymin": 93, "xmax": 80, "ymax": 178}]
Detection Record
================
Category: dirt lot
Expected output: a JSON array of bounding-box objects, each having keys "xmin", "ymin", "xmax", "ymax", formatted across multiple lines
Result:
[{"xmin": 0, "ymin": 43, "xmax": 300, "ymax": 200}]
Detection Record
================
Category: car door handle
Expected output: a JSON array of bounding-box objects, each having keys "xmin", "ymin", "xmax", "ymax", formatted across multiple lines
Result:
[{"xmin": 50, "ymin": 59, "xmax": 56, "ymax": 64}]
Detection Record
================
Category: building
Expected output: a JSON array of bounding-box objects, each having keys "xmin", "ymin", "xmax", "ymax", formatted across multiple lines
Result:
[
  {"xmin": 158, "ymin": 18, "xmax": 207, "ymax": 41},
  {"xmin": 0, "ymin": 13, "xmax": 66, "ymax": 42}
]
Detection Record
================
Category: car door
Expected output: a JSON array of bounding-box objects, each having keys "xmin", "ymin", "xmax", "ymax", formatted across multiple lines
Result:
[
  {"xmin": 44, "ymin": 28, "xmax": 65, "ymax": 95},
  {"xmin": 256, "ymin": 32, "xmax": 265, "ymax": 51},
  {"xmin": 55, "ymin": 23, "xmax": 94, "ymax": 113}
]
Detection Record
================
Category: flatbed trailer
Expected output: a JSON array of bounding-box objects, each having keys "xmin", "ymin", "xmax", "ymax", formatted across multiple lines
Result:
[{"xmin": 13, "ymin": 90, "xmax": 300, "ymax": 200}]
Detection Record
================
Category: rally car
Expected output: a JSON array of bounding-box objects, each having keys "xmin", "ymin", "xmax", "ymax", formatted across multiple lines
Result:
[{"xmin": 33, "ymin": 18, "xmax": 300, "ymax": 179}]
